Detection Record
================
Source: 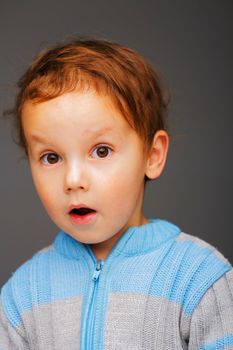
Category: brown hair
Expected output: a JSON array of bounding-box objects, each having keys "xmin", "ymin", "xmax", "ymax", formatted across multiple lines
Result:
[{"xmin": 13, "ymin": 37, "xmax": 169, "ymax": 157}]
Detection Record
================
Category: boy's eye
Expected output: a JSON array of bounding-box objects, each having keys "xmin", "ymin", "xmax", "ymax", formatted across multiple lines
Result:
[
  {"xmin": 92, "ymin": 146, "xmax": 112, "ymax": 159},
  {"xmin": 41, "ymin": 153, "xmax": 61, "ymax": 165}
]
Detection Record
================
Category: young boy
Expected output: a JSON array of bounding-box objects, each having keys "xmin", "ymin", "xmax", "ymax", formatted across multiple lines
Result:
[{"xmin": 0, "ymin": 38, "xmax": 232, "ymax": 349}]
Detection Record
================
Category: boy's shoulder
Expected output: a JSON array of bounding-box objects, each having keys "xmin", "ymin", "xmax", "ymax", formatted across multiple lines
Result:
[
  {"xmin": 0, "ymin": 231, "xmax": 86, "ymax": 310},
  {"xmin": 172, "ymin": 230, "xmax": 232, "ymax": 289},
  {"xmin": 3, "ymin": 243, "xmax": 56, "ymax": 285},
  {"xmin": 0, "ymin": 243, "xmax": 54, "ymax": 329},
  {"xmin": 166, "ymin": 229, "xmax": 232, "ymax": 315},
  {"xmin": 1, "ymin": 244, "xmax": 54, "ymax": 290},
  {"xmin": 175, "ymin": 230, "xmax": 230, "ymax": 266}
]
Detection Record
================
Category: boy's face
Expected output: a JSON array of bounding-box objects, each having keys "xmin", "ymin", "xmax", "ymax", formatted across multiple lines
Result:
[{"xmin": 22, "ymin": 91, "xmax": 151, "ymax": 259}]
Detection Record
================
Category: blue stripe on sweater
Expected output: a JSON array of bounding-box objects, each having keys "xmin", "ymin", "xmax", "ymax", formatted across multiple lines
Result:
[
  {"xmin": 199, "ymin": 335, "xmax": 233, "ymax": 349},
  {"xmin": 1, "ymin": 235, "xmax": 230, "ymax": 328},
  {"xmin": 1, "ymin": 249, "xmax": 87, "ymax": 327}
]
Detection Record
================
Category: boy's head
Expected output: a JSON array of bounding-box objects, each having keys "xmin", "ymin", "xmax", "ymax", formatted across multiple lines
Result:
[
  {"xmin": 13, "ymin": 37, "xmax": 169, "ymax": 258},
  {"xmin": 14, "ymin": 37, "xmax": 168, "ymax": 157}
]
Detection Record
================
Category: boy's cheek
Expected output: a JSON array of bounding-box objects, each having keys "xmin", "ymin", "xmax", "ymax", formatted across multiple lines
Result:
[{"xmin": 30, "ymin": 173, "xmax": 60, "ymax": 204}]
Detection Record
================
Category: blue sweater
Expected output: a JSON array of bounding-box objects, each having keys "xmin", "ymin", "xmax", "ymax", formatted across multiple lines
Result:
[{"xmin": 1, "ymin": 219, "xmax": 233, "ymax": 349}]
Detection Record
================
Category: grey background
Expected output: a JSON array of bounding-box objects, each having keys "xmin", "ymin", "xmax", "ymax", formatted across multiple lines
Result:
[{"xmin": 0, "ymin": 0, "xmax": 232, "ymax": 287}]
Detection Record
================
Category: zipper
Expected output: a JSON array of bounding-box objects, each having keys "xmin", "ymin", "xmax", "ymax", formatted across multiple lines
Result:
[{"xmin": 83, "ymin": 259, "xmax": 104, "ymax": 349}]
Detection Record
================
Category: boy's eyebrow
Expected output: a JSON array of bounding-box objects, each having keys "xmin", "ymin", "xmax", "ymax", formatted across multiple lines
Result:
[
  {"xmin": 29, "ymin": 134, "xmax": 51, "ymax": 144},
  {"xmin": 29, "ymin": 127, "xmax": 117, "ymax": 143},
  {"xmin": 83, "ymin": 127, "xmax": 115, "ymax": 136}
]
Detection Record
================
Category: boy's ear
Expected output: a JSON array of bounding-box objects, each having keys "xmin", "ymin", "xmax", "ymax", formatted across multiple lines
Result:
[{"xmin": 145, "ymin": 130, "xmax": 169, "ymax": 180}]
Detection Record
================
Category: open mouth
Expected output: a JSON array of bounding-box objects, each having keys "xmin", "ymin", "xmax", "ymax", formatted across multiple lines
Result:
[
  {"xmin": 69, "ymin": 207, "xmax": 96, "ymax": 216},
  {"xmin": 69, "ymin": 206, "xmax": 97, "ymax": 225}
]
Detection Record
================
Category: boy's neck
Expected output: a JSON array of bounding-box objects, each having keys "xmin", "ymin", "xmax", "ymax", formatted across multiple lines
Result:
[{"xmin": 90, "ymin": 215, "xmax": 149, "ymax": 260}]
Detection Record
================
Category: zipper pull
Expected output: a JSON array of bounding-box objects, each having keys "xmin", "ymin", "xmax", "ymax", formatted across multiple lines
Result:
[{"xmin": 92, "ymin": 260, "xmax": 104, "ymax": 282}]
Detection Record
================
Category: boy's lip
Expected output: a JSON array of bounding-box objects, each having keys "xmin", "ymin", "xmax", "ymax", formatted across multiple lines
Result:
[{"xmin": 68, "ymin": 203, "xmax": 97, "ymax": 225}]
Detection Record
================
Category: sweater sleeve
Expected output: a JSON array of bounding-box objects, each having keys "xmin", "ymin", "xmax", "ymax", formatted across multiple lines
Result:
[
  {"xmin": 188, "ymin": 268, "xmax": 233, "ymax": 350},
  {"xmin": 0, "ymin": 301, "xmax": 29, "ymax": 349}
]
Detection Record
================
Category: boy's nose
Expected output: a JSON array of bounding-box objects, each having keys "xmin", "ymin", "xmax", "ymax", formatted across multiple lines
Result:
[{"xmin": 64, "ymin": 161, "xmax": 89, "ymax": 193}]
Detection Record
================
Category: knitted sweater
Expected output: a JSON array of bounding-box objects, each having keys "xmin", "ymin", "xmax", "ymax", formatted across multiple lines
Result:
[{"xmin": 1, "ymin": 219, "xmax": 233, "ymax": 349}]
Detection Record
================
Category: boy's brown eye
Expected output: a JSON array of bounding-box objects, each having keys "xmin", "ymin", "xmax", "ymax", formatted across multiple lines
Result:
[
  {"xmin": 93, "ymin": 146, "xmax": 112, "ymax": 159},
  {"xmin": 41, "ymin": 153, "xmax": 60, "ymax": 164}
]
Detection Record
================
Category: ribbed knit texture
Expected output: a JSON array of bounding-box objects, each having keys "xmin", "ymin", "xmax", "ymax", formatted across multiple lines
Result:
[{"xmin": 0, "ymin": 219, "xmax": 233, "ymax": 349}]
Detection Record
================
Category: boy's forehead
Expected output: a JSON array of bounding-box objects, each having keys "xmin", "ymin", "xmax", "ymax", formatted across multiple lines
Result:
[{"xmin": 22, "ymin": 91, "xmax": 134, "ymax": 141}]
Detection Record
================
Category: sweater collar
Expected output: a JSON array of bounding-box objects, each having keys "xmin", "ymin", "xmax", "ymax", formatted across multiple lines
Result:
[{"xmin": 54, "ymin": 219, "xmax": 181, "ymax": 260}]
